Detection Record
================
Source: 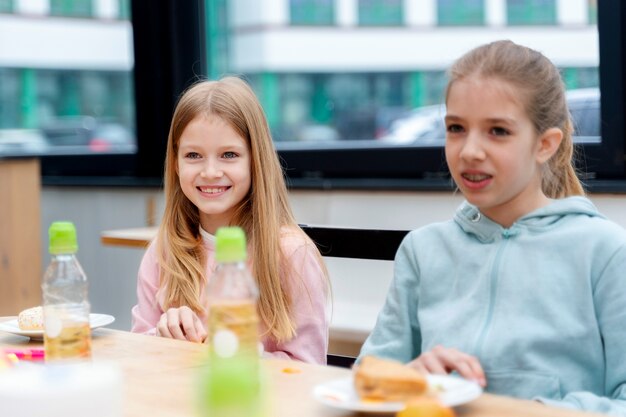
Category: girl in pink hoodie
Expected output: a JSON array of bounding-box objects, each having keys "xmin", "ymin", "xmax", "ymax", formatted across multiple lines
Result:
[{"xmin": 131, "ymin": 77, "xmax": 329, "ymax": 364}]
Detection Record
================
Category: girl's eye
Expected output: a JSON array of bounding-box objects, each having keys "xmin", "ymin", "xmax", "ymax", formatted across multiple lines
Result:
[
  {"xmin": 222, "ymin": 151, "xmax": 238, "ymax": 159},
  {"xmin": 185, "ymin": 152, "xmax": 201, "ymax": 159},
  {"xmin": 446, "ymin": 124, "xmax": 464, "ymax": 134},
  {"xmin": 490, "ymin": 126, "xmax": 510, "ymax": 136}
]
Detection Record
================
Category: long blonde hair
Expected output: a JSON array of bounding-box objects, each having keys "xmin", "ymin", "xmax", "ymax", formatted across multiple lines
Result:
[
  {"xmin": 445, "ymin": 40, "xmax": 585, "ymax": 198},
  {"xmin": 158, "ymin": 76, "xmax": 326, "ymax": 342}
]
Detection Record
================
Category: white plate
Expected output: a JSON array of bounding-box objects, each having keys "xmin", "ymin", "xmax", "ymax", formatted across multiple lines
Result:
[
  {"xmin": 0, "ymin": 314, "xmax": 115, "ymax": 340},
  {"xmin": 313, "ymin": 374, "xmax": 482, "ymax": 413}
]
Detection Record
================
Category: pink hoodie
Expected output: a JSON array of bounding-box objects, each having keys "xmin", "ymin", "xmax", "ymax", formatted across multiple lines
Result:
[{"xmin": 131, "ymin": 227, "xmax": 329, "ymax": 365}]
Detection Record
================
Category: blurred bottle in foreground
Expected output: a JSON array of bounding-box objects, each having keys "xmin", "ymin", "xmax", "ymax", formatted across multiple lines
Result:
[
  {"xmin": 42, "ymin": 221, "xmax": 91, "ymax": 361},
  {"xmin": 197, "ymin": 226, "xmax": 266, "ymax": 417}
]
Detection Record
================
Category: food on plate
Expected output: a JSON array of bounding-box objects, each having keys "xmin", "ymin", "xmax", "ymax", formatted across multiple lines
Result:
[
  {"xmin": 396, "ymin": 397, "xmax": 455, "ymax": 417},
  {"xmin": 354, "ymin": 356, "xmax": 428, "ymax": 401},
  {"xmin": 17, "ymin": 306, "xmax": 43, "ymax": 330}
]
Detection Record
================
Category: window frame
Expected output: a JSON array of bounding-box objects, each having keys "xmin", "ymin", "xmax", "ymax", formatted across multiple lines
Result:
[
  {"xmin": 41, "ymin": 0, "xmax": 205, "ymax": 186},
  {"xmin": 42, "ymin": 0, "xmax": 626, "ymax": 193}
]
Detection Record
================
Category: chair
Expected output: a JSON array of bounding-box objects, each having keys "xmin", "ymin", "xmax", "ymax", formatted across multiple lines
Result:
[{"xmin": 298, "ymin": 224, "xmax": 410, "ymax": 368}]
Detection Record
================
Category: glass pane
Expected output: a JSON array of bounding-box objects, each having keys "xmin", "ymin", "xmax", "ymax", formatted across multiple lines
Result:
[
  {"xmin": 438, "ymin": 0, "xmax": 484, "ymax": 26},
  {"xmin": 588, "ymin": 0, "xmax": 597, "ymax": 25},
  {"xmin": 206, "ymin": 0, "xmax": 599, "ymax": 147},
  {"xmin": 0, "ymin": 6, "xmax": 135, "ymax": 156},
  {"xmin": 291, "ymin": 0, "xmax": 334, "ymax": 25},
  {"xmin": 358, "ymin": 0, "xmax": 403, "ymax": 26},
  {"xmin": 50, "ymin": 0, "xmax": 92, "ymax": 18},
  {"xmin": 507, "ymin": 0, "xmax": 556, "ymax": 25},
  {"xmin": 206, "ymin": 0, "xmax": 230, "ymax": 80},
  {"xmin": 119, "ymin": 0, "xmax": 131, "ymax": 20},
  {"xmin": 0, "ymin": 0, "xmax": 13, "ymax": 13}
]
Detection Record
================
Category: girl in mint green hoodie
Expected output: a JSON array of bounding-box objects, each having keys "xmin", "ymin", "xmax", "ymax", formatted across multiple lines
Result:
[{"xmin": 359, "ymin": 40, "xmax": 626, "ymax": 415}]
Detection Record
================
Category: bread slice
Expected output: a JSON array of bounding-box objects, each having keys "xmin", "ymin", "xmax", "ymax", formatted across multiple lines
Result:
[
  {"xmin": 17, "ymin": 306, "xmax": 43, "ymax": 330},
  {"xmin": 354, "ymin": 356, "xmax": 427, "ymax": 401}
]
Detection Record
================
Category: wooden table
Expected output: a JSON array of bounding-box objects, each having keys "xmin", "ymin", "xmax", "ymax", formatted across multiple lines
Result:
[
  {"xmin": 0, "ymin": 319, "xmax": 602, "ymax": 417},
  {"xmin": 101, "ymin": 227, "xmax": 157, "ymax": 248}
]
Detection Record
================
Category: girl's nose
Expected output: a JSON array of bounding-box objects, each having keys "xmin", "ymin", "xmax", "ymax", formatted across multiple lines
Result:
[
  {"xmin": 200, "ymin": 161, "xmax": 224, "ymax": 178},
  {"xmin": 459, "ymin": 132, "xmax": 485, "ymax": 161}
]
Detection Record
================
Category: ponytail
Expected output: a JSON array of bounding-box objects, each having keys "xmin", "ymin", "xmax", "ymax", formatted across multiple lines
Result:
[{"xmin": 543, "ymin": 119, "xmax": 585, "ymax": 198}]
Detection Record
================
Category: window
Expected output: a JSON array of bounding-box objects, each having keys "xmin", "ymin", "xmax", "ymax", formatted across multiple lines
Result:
[
  {"xmin": 0, "ymin": 68, "xmax": 132, "ymax": 129},
  {"xmin": 562, "ymin": 67, "xmax": 599, "ymax": 90},
  {"xmin": 2, "ymin": 1, "xmax": 624, "ymax": 190},
  {"xmin": 50, "ymin": 0, "xmax": 92, "ymax": 18},
  {"xmin": 358, "ymin": 0, "xmax": 403, "ymax": 26},
  {"xmin": 119, "ymin": 0, "xmax": 131, "ymax": 20},
  {"xmin": 290, "ymin": 0, "xmax": 334, "ymax": 25},
  {"xmin": 588, "ymin": 0, "xmax": 597, "ymax": 24},
  {"xmin": 204, "ymin": 0, "xmax": 618, "ymax": 187},
  {"xmin": 438, "ymin": 0, "xmax": 484, "ymax": 26},
  {"xmin": 0, "ymin": 0, "xmax": 13, "ymax": 13},
  {"xmin": 507, "ymin": 0, "xmax": 556, "ymax": 26},
  {"xmin": 0, "ymin": 2, "xmax": 137, "ymax": 180},
  {"xmin": 206, "ymin": 0, "xmax": 229, "ymax": 79}
]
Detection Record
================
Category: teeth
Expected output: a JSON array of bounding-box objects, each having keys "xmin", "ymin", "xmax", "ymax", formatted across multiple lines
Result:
[
  {"xmin": 463, "ymin": 173, "xmax": 490, "ymax": 182},
  {"xmin": 199, "ymin": 187, "xmax": 226, "ymax": 194}
]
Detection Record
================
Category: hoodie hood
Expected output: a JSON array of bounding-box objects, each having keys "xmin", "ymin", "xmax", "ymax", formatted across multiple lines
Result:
[{"xmin": 454, "ymin": 196, "xmax": 604, "ymax": 243}]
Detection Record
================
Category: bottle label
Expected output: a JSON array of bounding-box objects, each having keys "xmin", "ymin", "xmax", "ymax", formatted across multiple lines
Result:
[
  {"xmin": 44, "ymin": 312, "xmax": 63, "ymax": 338},
  {"xmin": 212, "ymin": 329, "xmax": 240, "ymax": 358}
]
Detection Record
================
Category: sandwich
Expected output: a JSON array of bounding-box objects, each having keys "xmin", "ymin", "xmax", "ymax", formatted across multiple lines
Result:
[
  {"xmin": 17, "ymin": 306, "xmax": 44, "ymax": 330},
  {"xmin": 354, "ymin": 355, "xmax": 428, "ymax": 401}
]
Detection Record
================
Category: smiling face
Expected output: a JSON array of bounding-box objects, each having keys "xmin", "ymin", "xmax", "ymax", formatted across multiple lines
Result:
[
  {"xmin": 177, "ymin": 115, "xmax": 251, "ymax": 234},
  {"xmin": 445, "ymin": 76, "xmax": 553, "ymax": 227}
]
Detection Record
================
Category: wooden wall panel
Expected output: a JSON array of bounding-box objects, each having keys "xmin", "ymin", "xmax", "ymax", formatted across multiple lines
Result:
[{"xmin": 0, "ymin": 159, "xmax": 41, "ymax": 315}]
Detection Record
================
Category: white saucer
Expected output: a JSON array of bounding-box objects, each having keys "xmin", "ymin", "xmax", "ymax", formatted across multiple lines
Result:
[{"xmin": 0, "ymin": 314, "xmax": 116, "ymax": 340}]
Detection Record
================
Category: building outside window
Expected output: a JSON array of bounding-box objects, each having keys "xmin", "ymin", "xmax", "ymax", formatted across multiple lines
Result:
[
  {"xmin": 562, "ymin": 67, "xmax": 598, "ymax": 90},
  {"xmin": 0, "ymin": 2, "xmax": 134, "ymax": 157},
  {"xmin": 507, "ymin": 0, "xmax": 556, "ymax": 25},
  {"xmin": 438, "ymin": 0, "xmax": 484, "ymax": 26},
  {"xmin": 221, "ymin": 0, "xmax": 599, "ymax": 146},
  {"xmin": 50, "ymin": 0, "xmax": 92, "ymax": 18},
  {"xmin": 2, "ymin": 0, "xmax": 620, "ymax": 186},
  {"xmin": 0, "ymin": 0, "xmax": 13, "ymax": 13},
  {"xmin": 290, "ymin": 0, "xmax": 334, "ymax": 25},
  {"xmin": 118, "ymin": 0, "xmax": 131, "ymax": 20},
  {"xmin": 588, "ymin": 0, "xmax": 597, "ymax": 24},
  {"xmin": 358, "ymin": 0, "xmax": 403, "ymax": 26}
]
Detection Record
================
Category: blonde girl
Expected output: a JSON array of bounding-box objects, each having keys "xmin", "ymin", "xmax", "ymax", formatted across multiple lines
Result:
[
  {"xmin": 131, "ymin": 76, "xmax": 329, "ymax": 364},
  {"xmin": 359, "ymin": 40, "xmax": 626, "ymax": 414}
]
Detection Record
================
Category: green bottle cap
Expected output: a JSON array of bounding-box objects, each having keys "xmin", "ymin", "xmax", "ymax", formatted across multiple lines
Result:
[
  {"xmin": 215, "ymin": 227, "xmax": 247, "ymax": 263},
  {"xmin": 49, "ymin": 221, "xmax": 78, "ymax": 255}
]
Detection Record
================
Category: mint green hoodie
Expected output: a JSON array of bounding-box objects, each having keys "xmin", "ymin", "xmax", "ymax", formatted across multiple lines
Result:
[{"xmin": 359, "ymin": 197, "xmax": 626, "ymax": 415}]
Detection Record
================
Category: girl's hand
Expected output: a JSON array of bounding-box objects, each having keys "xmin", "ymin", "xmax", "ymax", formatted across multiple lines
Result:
[
  {"xmin": 156, "ymin": 306, "xmax": 207, "ymax": 343},
  {"xmin": 408, "ymin": 345, "xmax": 487, "ymax": 387}
]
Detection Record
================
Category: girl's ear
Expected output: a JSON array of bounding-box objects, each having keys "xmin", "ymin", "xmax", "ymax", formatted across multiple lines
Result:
[{"xmin": 536, "ymin": 127, "xmax": 563, "ymax": 164}]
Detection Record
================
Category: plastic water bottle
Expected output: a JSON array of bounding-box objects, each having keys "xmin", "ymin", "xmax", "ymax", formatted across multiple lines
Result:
[
  {"xmin": 42, "ymin": 221, "xmax": 91, "ymax": 361},
  {"xmin": 207, "ymin": 226, "xmax": 260, "ymax": 358},
  {"xmin": 197, "ymin": 226, "xmax": 265, "ymax": 417}
]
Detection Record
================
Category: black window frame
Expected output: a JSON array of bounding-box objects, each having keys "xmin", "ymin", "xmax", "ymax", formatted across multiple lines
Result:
[{"xmin": 41, "ymin": 0, "xmax": 626, "ymax": 193}]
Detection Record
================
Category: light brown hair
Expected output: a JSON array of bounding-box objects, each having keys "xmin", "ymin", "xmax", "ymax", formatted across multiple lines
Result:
[
  {"xmin": 445, "ymin": 40, "xmax": 585, "ymax": 198},
  {"xmin": 157, "ymin": 76, "xmax": 327, "ymax": 342}
]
